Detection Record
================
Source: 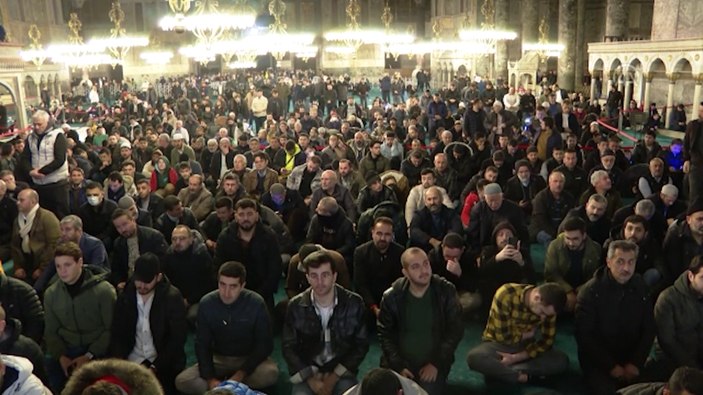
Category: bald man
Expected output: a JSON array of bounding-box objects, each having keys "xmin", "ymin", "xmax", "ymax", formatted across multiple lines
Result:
[
  {"xmin": 11, "ymin": 189, "xmax": 61, "ymax": 284},
  {"xmin": 309, "ymin": 170, "xmax": 357, "ymax": 222}
]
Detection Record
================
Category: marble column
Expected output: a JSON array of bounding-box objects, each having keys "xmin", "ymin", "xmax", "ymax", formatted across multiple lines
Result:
[
  {"xmin": 521, "ymin": 0, "xmax": 539, "ymax": 51},
  {"xmin": 589, "ymin": 71, "xmax": 597, "ymax": 101},
  {"xmin": 692, "ymin": 76, "xmax": 702, "ymax": 122},
  {"xmin": 574, "ymin": 0, "xmax": 586, "ymax": 91},
  {"xmin": 642, "ymin": 74, "xmax": 653, "ymax": 110},
  {"xmin": 494, "ymin": 0, "xmax": 509, "ymax": 82},
  {"xmin": 605, "ymin": 0, "xmax": 629, "ymax": 41},
  {"xmin": 556, "ymin": 0, "xmax": 576, "ymax": 91},
  {"xmin": 665, "ymin": 76, "xmax": 676, "ymax": 129},
  {"xmin": 624, "ymin": 79, "xmax": 633, "ymax": 109}
]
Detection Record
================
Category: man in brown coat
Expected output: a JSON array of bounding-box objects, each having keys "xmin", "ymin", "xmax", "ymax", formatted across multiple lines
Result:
[{"xmin": 11, "ymin": 188, "xmax": 60, "ymax": 284}]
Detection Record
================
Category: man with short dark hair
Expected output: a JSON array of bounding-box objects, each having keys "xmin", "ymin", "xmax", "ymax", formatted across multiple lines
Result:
[
  {"xmin": 283, "ymin": 251, "xmax": 369, "ymax": 395},
  {"xmin": 111, "ymin": 208, "xmax": 169, "ymax": 290},
  {"xmin": 214, "ymin": 198, "xmax": 282, "ymax": 309},
  {"xmin": 342, "ymin": 367, "xmax": 426, "ymax": 395},
  {"xmin": 242, "ymin": 152, "xmax": 278, "ymax": 200},
  {"xmin": 649, "ymin": 256, "xmax": 703, "ymax": 381},
  {"xmin": 663, "ymin": 200, "xmax": 703, "ymax": 284},
  {"xmin": 530, "ymin": 171, "xmax": 576, "ymax": 246},
  {"xmin": 307, "ymin": 197, "xmax": 356, "ymax": 265},
  {"xmin": 576, "ymin": 240, "xmax": 656, "ymax": 394},
  {"xmin": 555, "ymin": 148, "xmax": 588, "ymax": 200},
  {"xmin": 163, "ymin": 225, "xmax": 215, "ymax": 325},
  {"xmin": 78, "ymin": 181, "xmax": 117, "ymax": 248},
  {"xmin": 561, "ymin": 193, "xmax": 611, "ymax": 245},
  {"xmin": 617, "ymin": 366, "xmax": 703, "ymax": 395},
  {"xmin": 544, "ymin": 217, "xmax": 602, "ymax": 312},
  {"xmin": 202, "ymin": 197, "xmax": 235, "ymax": 253},
  {"xmin": 377, "ymin": 247, "xmax": 463, "ymax": 395},
  {"xmin": 154, "ymin": 195, "xmax": 201, "ymax": 244},
  {"xmin": 110, "ymin": 253, "xmax": 188, "ymax": 394},
  {"xmin": 135, "ymin": 178, "xmax": 164, "ymax": 222},
  {"xmin": 467, "ymin": 283, "xmax": 569, "ymax": 384},
  {"xmin": 353, "ymin": 217, "xmax": 404, "ymax": 318},
  {"xmin": 175, "ymin": 262, "xmax": 279, "ymax": 393},
  {"xmin": 428, "ymin": 232, "xmax": 481, "ymax": 314},
  {"xmin": 44, "ymin": 242, "xmax": 116, "ymax": 393}
]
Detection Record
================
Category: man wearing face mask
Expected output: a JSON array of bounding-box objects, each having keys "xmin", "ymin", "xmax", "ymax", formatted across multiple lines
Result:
[
  {"xmin": 78, "ymin": 181, "xmax": 117, "ymax": 250},
  {"xmin": 503, "ymin": 160, "xmax": 546, "ymax": 217},
  {"xmin": 21, "ymin": 110, "xmax": 70, "ymax": 218}
]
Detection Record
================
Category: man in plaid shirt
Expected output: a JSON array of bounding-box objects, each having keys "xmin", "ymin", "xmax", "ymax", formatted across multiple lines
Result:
[{"xmin": 467, "ymin": 282, "xmax": 569, "ymax": 384}]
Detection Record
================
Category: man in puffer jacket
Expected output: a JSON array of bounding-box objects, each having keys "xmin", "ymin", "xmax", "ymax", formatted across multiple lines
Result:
[{"xmin": 0, "ymin": 354, "xmax": 50, "ymax": 395}]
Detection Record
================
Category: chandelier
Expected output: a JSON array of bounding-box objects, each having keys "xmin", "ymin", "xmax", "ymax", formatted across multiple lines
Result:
[
  {"xmin": 522, "ymin": 18, "xmax": 564, "ymax": 59},
  {"xmin": 379, "ymin": 1, "xmax": 415, "ymax": 60},
  {"xmin": 48, "ymin": 13, "xmax": 113, "ymax": 70},
  {"xmin": 323, "ymin": 0, "xmax": 366, "ymax": 56},
  {"xmin": 140, "ymin": 50, "xmax": 174, "ymax": 65},
  {"xmin": 458, "ymin": 0, "xmax": 516, "ymax": 51},
  {"xmin": 160, "ymin": 0, "xmax": 256, "ymax": 48},
  {"xmin": 88, "ymin": 0, "xmax": 148, "ymax": 64},
  {"xmin": 258, "ymin": 0, "xmax": 316, "ymax": 62},
  {"xmin": 19, "ymin": 25, "xmax": 47, "ymax": 67}
]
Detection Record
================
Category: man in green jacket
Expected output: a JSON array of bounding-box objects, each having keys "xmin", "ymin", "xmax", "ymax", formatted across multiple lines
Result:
[
  {"xmin": 544, "ymin": 216, "xmax": 601, "ymax": 312},
  {"xmin": 44, "ymin": 242, "xmax": 116, "ymax": 393}
]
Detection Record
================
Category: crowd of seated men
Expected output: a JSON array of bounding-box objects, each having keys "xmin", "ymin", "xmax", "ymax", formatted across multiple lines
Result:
[{"xmin": 0, "ymin": 69, "xmax": 702, "ymax": 395}]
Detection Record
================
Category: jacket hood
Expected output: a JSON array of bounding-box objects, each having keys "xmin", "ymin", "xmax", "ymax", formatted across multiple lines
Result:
[
  {"xmin": 62, "ymin": 359, "xmax": 164, "ymax": 395},
  {"xmin": 0, "ymin": 354, "xmax": 37, "ymax": 391},
  {"xmin": 673, "ymin": 271, "xmax": 701, "ymax": 300}
]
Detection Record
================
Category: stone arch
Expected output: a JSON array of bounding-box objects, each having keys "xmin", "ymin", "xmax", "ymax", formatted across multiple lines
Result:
[
  {"xmin": 592, "ymin": 58, "xmax": 605, "ymax": 74},
  {"xmin": 647, "ymin": 58, "xmax": 667, "ymax": 76},
  {"xmin": 672, "ymin": 57, "xmax": 693, "ymax": 75}
]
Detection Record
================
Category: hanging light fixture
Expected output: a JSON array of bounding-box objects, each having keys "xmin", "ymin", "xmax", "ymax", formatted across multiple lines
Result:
[
  {"xmin": 19, "ymin": 25, "xmax": 47, "ymax": 67},
  {"xmin": 88, "ymin": 0, "xmax": 148, "ymax": 65},
  {"xmin": 379, "ymin": 1, "xmax": 415, "ymax": 60},
  {"xmin": 160, "ymin": 0, "xmax": 256, "ymax": 48},
  {"xmin": 140, "ymin": 50, "xmax": 174, "ymax": 65},
  {"xmin": 458, "ymin": 0, "xmax": 516, "ymax": 50},
  {"xmin": 323, "ymin": 0, "xmax": 366, "ymax": 56},
  {"xmin": 260, "ymin": 0, "xmax": 316, "ymax": 62},
  {"xmin": 165, "ymin": 0, "xmax": 192, "ymax": 33},
  {"xmin": 48, "ymin": 13, "xmax": 112, "ymax": 70},
  {"xmin": 522, "ymin": 18, "xmax": 564, "ymax": 58}
]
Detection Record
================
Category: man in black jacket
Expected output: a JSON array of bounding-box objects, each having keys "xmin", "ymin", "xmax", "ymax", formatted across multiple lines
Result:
[
  {"xmin": 554, "ymin": 148, "xmax": 588, "ymax": 203},
  {"xmin": 353, "ymin": 217, "xmax": 404, "ymax": 318},
  {"xmin": 503, "ymin": 160, "xmax": 546, "ymax": 217},
  {"xmin": 111, "ymin": 208, "xmax": 169, "ymax": 290},
  {"xmin": 0, "ymin": 273, "xmax": 44, "ymax": 343},
  {"xmin": 175, "ymin": 261, "xmax": 279, "ymax": 394},
  {"xmin": 163, "ymin": 225, "xmax": 215, "ymax": 326},
  {"xmin": 0, "ymin": 180, "xmax": 17, "ymax": 263},
  {"xmin": 428, "ymin": 232, "xmax": 481, "ymax": 314},
  {"xmin": 0, "ymin": 306, "xmax": 47, "ymax": 384},
  {"xmin": 78, "ymin": 181, "xmax": 117, "ymax": 249},
  {"xmin": 135, "ymin": 178, "xmax": 164, "ymax": 222},
  {"xmin": 110, "ymin": 253, "xmax": 187, "ymax": 394},
  {"xmin": 214, "ymin": 198, "xmax": 282, "ymax": 310},
  {"xmin": 306, "ymin": 197, "xmax": 356, "ymax": 265},
  {"xmin": 409, "ymin": 187, "xmax": 463, "ymax": 252},
  {"xmin": 154, "ymin": 195, "xmax": 202, "ymax": 245},
  {"xmin": 467, "ymin": 183, "xmax": 529, "ymax": 252},
  {"xmin": 378, "ymin": 247, "xmax": 463, "ymax": 395},
  {"xmin": 529, "ymin": 171, "xmax": 576, "ymax": 246},
  {"xmin": 560, "ymin": 194, "xmax": 611, "ymax": 245},
  {"xmin": 283, "ymin": 251, "xmax": 369, "ymax": 395},
  {"xmin": 576, "ymin": 240, "xmax": 655, "ymax": 395}
]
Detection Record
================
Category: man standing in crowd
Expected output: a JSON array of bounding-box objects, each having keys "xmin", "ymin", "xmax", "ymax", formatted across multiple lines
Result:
[{"xmin": 22, "ymin": 110, "xmax": 69, "ymax": 218}]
